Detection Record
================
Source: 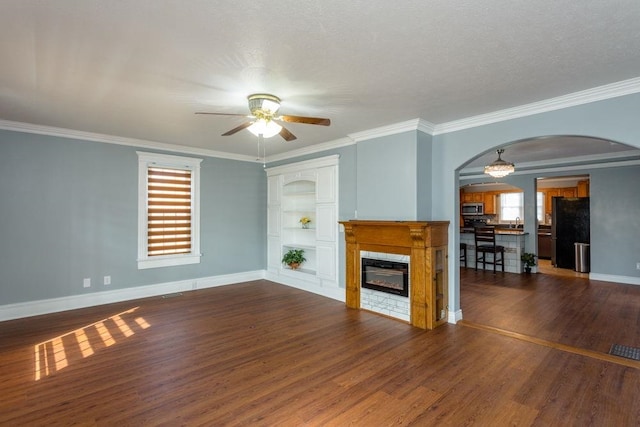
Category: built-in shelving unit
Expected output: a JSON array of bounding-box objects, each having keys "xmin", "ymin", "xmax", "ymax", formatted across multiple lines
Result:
[{"xmin": 265, "ymin": 155, "xmax": 339, "ymax": 295}]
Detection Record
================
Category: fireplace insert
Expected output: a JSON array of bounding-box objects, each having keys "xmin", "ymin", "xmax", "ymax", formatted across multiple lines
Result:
[{"xmin": 361, "ymin": 258, "xmax": 409, "ymax": 297}]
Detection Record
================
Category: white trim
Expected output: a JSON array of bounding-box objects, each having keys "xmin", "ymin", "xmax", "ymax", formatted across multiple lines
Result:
[
  {"xmin": 137, "ymin": 253, "xmax": 202, "ymax": 270},
  {"xmin": 262, "ymin": 117, "xmax": 433, "ymax": 164},
  {"xmin": 460, "ymin": 157, "xmax": 640, "ymax": 180},
  {"xmin": 265, "ymin": 154, "xmax": 340, "ymax": 176},
  {"xmin": 265, "ymin": 137, "xmax": 354, "ymax": 163},
  {"xmin": 0, "ymin": 270, "xmax": 265, "ymax": 322},
  {"xmin": 348, "ymin": 118, "xmax": 435, "ymax": 142},
  {"xmin": 137, "ymin": 152, "xmax": 203, "ymax": 270},
  {"xmin": 0, "ymin": 118, "xmax": 259, "ymax": 163},
  {"xmin": 435, "ymin": 76, "xmax": 640, "ymax": 134},
  {"xmin": 449, "ymin": 309, "xmax": 463, "ymax": 324},
  {"xmin": 265, "ymin": 271, "xmax": 345, "ymax": 302},
  {"xmin": 588, "ymin": 273, "xmax": 640, "ymax": 286},
  {"xmin": 3, "ymin": 78, "xmax": 640, "ymax": 167}
]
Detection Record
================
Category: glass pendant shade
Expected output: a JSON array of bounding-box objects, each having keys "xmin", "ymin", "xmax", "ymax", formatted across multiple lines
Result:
[
  {"xmin": 248, "ymin": 119, "xmax": 282, "ymax": 138},
  {"xmin": 484, "ymin": 149, "xmax": 515, "ymax": 178}
]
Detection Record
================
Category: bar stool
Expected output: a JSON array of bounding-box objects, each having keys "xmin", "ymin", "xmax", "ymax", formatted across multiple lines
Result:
[
  {"xmin": 474, "ymin": 226, "xmax": 505, "ymax": 273},
  {"xmin": 460, "ymin": 243, "xmax": 467, "ymax": 268}
]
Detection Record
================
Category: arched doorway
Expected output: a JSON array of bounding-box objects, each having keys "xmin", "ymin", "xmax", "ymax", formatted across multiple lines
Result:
[{"xmin": 453, "ymin": 134, "xmax": 640, "ymax": 353}]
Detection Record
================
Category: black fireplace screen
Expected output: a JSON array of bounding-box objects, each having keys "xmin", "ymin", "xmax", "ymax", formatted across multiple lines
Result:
[{"xmin": 361, "ymin": 258, "xmax": 409, "ymax": 297}]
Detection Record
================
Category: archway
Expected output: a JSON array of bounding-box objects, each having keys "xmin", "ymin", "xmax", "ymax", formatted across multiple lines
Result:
[{"xmin": 451, "ymin": 133, "xmax": 640, "ymax": 324}]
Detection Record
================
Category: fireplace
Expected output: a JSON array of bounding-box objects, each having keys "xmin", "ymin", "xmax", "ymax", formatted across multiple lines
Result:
[{"xmin": 361, "ymin": 258, "xmax": 409, "ymax": 297}]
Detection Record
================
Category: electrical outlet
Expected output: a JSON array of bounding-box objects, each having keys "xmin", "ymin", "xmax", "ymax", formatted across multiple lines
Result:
[
  {"xmin": 636, "ymin": 262, "xmax": 640, "ymax": 270},
  {"xmin": 104, "ymin": 275, "xmax": 111, "ymax": 285},
  {"xmin": 83, "ymin": 278, "xmax": 91, "ymax": 288}
]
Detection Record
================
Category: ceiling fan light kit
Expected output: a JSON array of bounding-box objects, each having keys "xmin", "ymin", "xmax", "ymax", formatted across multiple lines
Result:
[
  {"xmin": 248, "ymin": 93, "xmax": 281, "ymax": 115},
  {"xmin": 196, "ymin": 93, "xmax": 331, "ymax": 142},
  {"xmin": 484, "ymin": 149, "xmax": 515, "ymax": 178},
  {"xmin": 248, "ymin": 119, "xmax": 282, "ymax": 138}
]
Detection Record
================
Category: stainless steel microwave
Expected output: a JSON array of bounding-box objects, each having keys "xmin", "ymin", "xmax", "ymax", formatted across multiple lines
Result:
[{"xmin": 462, "ymin": 202, "xmax": 484, "ymax": 216}]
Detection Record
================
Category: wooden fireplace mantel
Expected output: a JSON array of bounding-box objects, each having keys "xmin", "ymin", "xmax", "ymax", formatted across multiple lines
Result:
[{"xmin": 339, "ymin": 220, "xmax": 449, "ymax": 329}]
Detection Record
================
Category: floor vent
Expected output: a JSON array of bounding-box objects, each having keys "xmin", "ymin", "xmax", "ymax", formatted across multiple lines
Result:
[
  {"xmin": 161, "ymin": 292, "xmax": 183, "ymax": 299},
  {"xmin": 609, "ymin": 344, "xmax": 640, "ymax": 361}
]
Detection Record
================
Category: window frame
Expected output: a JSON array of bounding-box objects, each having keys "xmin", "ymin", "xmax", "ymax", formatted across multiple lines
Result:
[
  {"xmin": 137, "ymin": 151, "xmax": 202, "ymax": 270},
  {"xmin": 499, "ymin": 192, "xmax": 524, "ymax": 222}
]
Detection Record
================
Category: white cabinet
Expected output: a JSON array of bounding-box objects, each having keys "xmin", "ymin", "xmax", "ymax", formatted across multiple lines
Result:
[{"xmin": 265, "ymin": 155, "xmax": 339, "ymax": 288}]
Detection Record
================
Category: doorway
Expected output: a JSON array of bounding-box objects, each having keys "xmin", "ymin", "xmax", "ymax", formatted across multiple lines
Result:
[{"xmin": 536, "ymin": 175, "xmax": 590, "ymax": 276}]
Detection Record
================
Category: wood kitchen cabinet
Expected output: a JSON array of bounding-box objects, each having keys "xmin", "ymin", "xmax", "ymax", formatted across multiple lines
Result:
[
  {"xmin": 538, "ymin": 230, "xmax": 552, "ymax": 259},
  {"xmin": 462, "ymin": 192, "xmax": 484, "ymax": 203},
  {"xmin": 577, "ymin": 180, "xmax": 590, "ymax": 197},
  {"xmin": 544, "ymin": 187, "xmax": 578, "ymax": 214},
  {"xmin": 483, "ymin": 192, "xmax": 497, "ymax": 214}
]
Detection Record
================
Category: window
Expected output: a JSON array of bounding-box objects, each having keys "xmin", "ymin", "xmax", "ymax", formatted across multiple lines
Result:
[
  {"xmin": 137, "ymin": 152, "xmax": 202, "ymax": 269},
  {"xmin": 499, "ymin": 192, "xmax": 523, "ymax": 222},
  {"xmin": 536, "ymin": 192, "xmax": 544, "ymax": 223}
]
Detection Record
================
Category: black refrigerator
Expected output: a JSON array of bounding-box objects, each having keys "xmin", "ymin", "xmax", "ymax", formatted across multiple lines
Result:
[{"xmin": 551, "ymin": 197, "xmax": 590, "ymax": 269}]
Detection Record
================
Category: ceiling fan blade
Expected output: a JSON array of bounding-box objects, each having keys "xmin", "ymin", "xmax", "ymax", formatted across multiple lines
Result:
[
  {"xmin": 278, "ymin": 115, "xmax": 331, "ymax": 126},
  {"xmin": 195, "ymin": 112, "xmax": 250, "ymax": 117},
  {"xmin": 279, "ymin": 126, "xmax": 297, "ymax": 142},
  {"xmin": 222, "ymin": 121, "xmax": 253, "ymax": 136}
]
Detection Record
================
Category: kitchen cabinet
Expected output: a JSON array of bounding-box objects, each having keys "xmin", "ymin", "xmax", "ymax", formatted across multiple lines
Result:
[
  {"xmin": 577, "ymin": 180, "xmax": 590, "ymax": 197},
  {"xmin": 544, "ymin": 187, "xmax": 578, "ymax": 215},
  {"xmin": 483, "ymin": 192, "xmax": 497, "ymax": 214},
  {"xmin": 538, "ymin": 230, "xmax": 552, "ymax": 259},
  {"xmin": 462, "ymin": 192, "xmax": 484, "ymax": 203}
]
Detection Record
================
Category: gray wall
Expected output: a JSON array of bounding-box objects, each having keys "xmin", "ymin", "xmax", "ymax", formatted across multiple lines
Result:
[
  {"xmin": 0, "ymin": 130, "xmax": 266, "ymax": 305},
  {"xmin": 590, "ymin": 165, "xmax": 640, "ymax": 276},
  {"xmin": 4, "ymin": 90, "xmax": 640, "ymax": 312},
  {"xmin": 356, "ymin": 131, "xmax": 424, "ymax": 220},
  {"xmin": 416, "ymin": 130, "xmax": 433, "ymax": 220}
]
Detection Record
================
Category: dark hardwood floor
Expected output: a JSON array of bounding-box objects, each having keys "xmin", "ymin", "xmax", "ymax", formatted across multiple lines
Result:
[
  {"xmin": 460, "ymin": 267, "xmax": 640, "ymax": 356},
  {"xmin": 1, "ymin": 276, "xmax": 639, "ymax": 426}
]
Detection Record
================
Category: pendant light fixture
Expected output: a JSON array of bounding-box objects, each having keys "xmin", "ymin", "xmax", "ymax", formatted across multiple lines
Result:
[{"xmin": 484, "ymin": 149, "xmax": 515, "ymax": 178}]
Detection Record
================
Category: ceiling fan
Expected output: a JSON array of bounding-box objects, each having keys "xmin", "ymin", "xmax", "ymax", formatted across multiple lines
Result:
[{"xmin": 196, "ymin": 93, "xmax": 330, "ymax": 142}]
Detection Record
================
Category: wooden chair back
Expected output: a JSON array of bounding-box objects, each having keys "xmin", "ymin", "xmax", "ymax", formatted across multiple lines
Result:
[{"xmin": 474, "ymin": 226, "xmax": 497, "ymax": 248}]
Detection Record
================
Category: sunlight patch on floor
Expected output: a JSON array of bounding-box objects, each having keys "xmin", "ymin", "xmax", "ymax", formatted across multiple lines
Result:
[{"xmin": 34, "ymin": 307, "xmax": 150, "ymax": 381}]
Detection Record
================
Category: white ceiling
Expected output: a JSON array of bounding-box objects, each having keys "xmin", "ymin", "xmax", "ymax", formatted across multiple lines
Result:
[{"xmin": 2, "ymin": 1, "xmax": 640, "ymax": 163}]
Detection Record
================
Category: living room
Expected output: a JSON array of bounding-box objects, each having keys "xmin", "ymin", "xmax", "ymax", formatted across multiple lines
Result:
[{"xmin": 2, "ymin": 2, "xmax": 640, "ymax": 424}]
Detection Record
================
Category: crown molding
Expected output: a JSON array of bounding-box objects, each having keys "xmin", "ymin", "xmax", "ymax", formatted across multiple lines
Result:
[
  {"xmin": 0, "ymin": 119, "xmax": 259, "ymax": 163},
  {"xmin": 349, "ymin": 118, "xmax": 436, "ymax": 142},
  {"xmin": 3, "ymin": 77, "xmax": 639, "ymax": 162},
  {"xmin": 435, "ymin": 76, "xmax": 640, "ymax": 135},
  {"xmin": 264, "ymin": 136, "xmax": 355, "ymax": 163}
]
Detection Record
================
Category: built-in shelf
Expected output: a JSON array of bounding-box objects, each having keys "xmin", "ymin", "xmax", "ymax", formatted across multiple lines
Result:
[
  {"xmin": 283, "ymin": 243, "xmax": 316, "ymax": 250},
  {"xmin": 266, "ymin": 155, "xmax": 339, "ymax": 291}
]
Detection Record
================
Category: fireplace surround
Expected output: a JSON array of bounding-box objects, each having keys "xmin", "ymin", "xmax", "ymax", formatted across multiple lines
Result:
[{"xmin": 339, "ymin": 220, "xmax": 449, "ymax": 330}]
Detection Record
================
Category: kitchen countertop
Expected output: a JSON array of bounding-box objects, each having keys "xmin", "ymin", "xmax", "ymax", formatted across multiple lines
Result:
[{"xmin": 460, "ymin": 228, "xmax": 528, "ymax": 235}]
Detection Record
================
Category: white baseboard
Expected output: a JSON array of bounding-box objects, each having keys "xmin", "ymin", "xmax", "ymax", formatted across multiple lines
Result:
[
  {"xmin": 588, "ymin": 273, "xmax": 640, "ymax": 286},
  {"xmin": 265, "ymin": 271, "xmax": 345, "ymax": 302},
  {"xmin": 449, "ymin": 309, "xmax": 463, "ymax": 324},
  {"xmin": 0, "ymin": 270, "xmax": 266, "ymax": 322}
]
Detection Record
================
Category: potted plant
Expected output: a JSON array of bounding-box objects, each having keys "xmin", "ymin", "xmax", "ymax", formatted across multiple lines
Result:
[
  {"xmin": 282, "ymin": 249, "xmax": 306, "ymax": 270},
  {"xmin": 299, "ymin": 216, "xmax": 312, "ymax": 229},
  {"xmin": 521, "ymin": 252, "xmax": 537, "ymax": 273}
]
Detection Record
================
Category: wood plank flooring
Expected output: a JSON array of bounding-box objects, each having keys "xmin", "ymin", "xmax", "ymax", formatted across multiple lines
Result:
[{"xmin": 1, "ymin": 277, "xmax": 639, "ymax": 426}]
